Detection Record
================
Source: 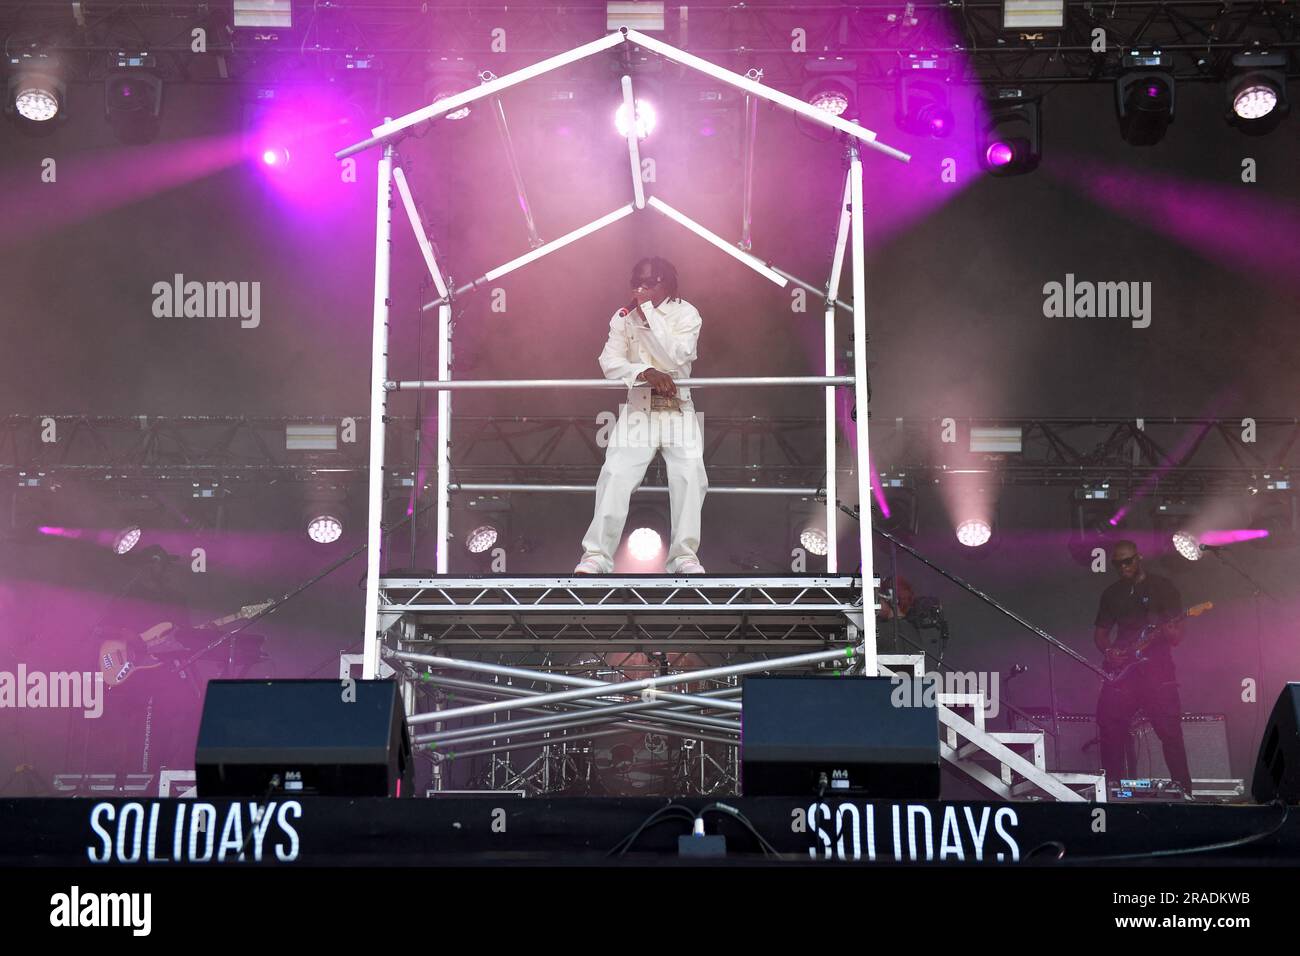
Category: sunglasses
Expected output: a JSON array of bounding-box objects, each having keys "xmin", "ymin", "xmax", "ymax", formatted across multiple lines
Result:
[
  {"xmin": 1113, "ymin": 555, "xmax": 1138, "ymax": 567},
  {"xmin": 630, "ymin": 275, "xmax": 662, "ymax": 289}
]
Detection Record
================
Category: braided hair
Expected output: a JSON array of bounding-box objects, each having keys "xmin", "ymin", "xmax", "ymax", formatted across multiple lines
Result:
[{"xmin": 633, "ymin": 256, "xmax": 680, "ymax": 301}]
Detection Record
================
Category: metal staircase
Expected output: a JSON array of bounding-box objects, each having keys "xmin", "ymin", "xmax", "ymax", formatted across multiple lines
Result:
[{"xmin": 878, "ymin": 655, "xmax": 1107, "ymax": 803}]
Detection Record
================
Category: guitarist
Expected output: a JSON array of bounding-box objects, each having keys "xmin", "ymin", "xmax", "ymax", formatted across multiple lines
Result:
[
  {"xmin": 93, "ymin": 546, "xmax": 202, "ymax": 778},
  {"xmin": 1093, "ymin": 539, "xmax": 1193, "ymax": 798}
]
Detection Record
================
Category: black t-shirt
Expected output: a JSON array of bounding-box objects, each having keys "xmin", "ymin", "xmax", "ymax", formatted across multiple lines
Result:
[{"xmin": 1094, "ymin": 573, "xmax": 1182, "ymax": 666}]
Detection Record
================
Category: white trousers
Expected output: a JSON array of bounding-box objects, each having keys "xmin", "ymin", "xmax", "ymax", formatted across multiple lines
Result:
[{"xmin": 580, "ymin": 406, "xmax": 708, "ymax": 572}]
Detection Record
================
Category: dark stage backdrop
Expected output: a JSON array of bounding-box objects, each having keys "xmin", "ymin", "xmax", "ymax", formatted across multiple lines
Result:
[{"xmin": 1, "ymin": 74, "xmax": 1296, "ymax": 793}]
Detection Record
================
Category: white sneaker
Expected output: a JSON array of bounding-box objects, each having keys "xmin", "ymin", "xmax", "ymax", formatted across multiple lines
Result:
[
  {"xmin": 573, "ymin": 559, "xmax": 603, "ymax": 575},
  {"xmin": 672, "ymin": 559, "xmax": 706, "ymax": 574}
]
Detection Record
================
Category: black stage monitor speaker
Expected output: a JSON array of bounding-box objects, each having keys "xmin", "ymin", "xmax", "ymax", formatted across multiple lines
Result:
[
  {"xmin": 742, "ymin": 675, "xmax": 940, "ymax": 798},
  {"xmin": 1253, "ymin": 682, "xmax": 1300, "ymax": 804},
  {"xmin": 196, "ymin": 679, "xmax": 413, "ymax": 798}
]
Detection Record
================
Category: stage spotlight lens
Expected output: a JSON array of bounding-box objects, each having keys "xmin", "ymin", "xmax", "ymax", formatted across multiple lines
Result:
[
  {"xmin": 307, "ymin": 514, "xmax": 343, "ymax": 544},
  {"xmin": 628, "ymin": 526, "xmax": 663, "ymax": 560},
  {"xmin": 1172, "ymin": 531, "xmax": 1202, "ymax": 562},
  {"xmin": 809, "ymin": 89, "xmax": 850, "ymax": 116},
  {"xmin": 15, "ymin": 84, "xmax": 59, "ymax": 122},
  {"xmin": 615, "ymin": 99, "xmax": 657, "ymax": 139},
  {"xmin": 465, "ymin": 524, "xmax": 499, "ymax": 554},
  {"xmin": 113, "ymin": 526, "xmax": 142, "ymax": 555},
  {"xmin": 261, "ymin": 147, "xmax": 291, "ymax": 167},
  {"xmin": 1233, "ymin": 83, "xmax": 1279, "ymax": 120},
  {"xmin": 433, "ymin": 91, "xmax": 470, "ymax": 121},
  {"xmin": 800, "ymin": 528, "xmax": 829, "ymax": 556},
  {"xmin": 918, "ymin": 104, "xmax": 954, "ymax": 138},
  {"xmin": 956, "ymin": 519, "xmax": 992, "ymax": 548},
  {"xmin": 985, "ymin": 141, "xmax": 1014, "ymax": 167}
]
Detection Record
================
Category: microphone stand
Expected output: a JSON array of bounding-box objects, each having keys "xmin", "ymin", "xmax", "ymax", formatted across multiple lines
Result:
[
  {"xmin": 839, "ymin": 501, "xmax": 1108, "ymax": 768},
  {"xmin": 173, "ymin": 501, "xmax": 434, "ymax": 685}
]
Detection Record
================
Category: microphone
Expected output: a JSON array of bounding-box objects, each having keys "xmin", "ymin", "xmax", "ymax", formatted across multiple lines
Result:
[{"xmin": 617, "ymin": 298, "xmax": 644, "ymax": 318}]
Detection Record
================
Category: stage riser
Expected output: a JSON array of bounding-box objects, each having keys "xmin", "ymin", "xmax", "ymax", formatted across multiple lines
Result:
[{"xmin": 2, "ymin": 798, "xmax": 1295, "ymax": 867}]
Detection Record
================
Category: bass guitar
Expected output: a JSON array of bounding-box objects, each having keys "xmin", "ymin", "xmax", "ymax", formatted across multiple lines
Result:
[
  {"xmin": 97, "ymin": 600, "xmax": 273, "ymax": 688},
  {"xmin": 1102, "ymin": 601, "xmax": 1213, "ymax": 684}
]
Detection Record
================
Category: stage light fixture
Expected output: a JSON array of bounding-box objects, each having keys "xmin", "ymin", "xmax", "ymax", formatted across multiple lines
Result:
[
  {"xmin": 614, "ymin": 97, "xmax": 657, "ymax": 139},
  {"xmin": 628, "ymin": 526, "xmax": 663, "ymax": 561},
  {"xmin": 307, "ymin": 514, "xmax": 343, "ymax": 544},
  {"xmin": 1002, "ymin": 0, "xmax": 1065, "ymax": 30},
  {"xmin": 113, "ymin": 526, "xmax": 143, "ymax": 555},
  {"xmin": 969, "ymin": 426, "xmax": 1022, "ymax": 454},
  {"xmin": 425, "ymin": 58, "xmax": 479, "ymax": 122},
  {"xmin": 895, "ymin": 52, "xmax": 954, "ymax": 138},
  {"xmin": 1116, "ymin": 52, "xmax": 1175, "ymax": 146},
  {"xmin": 303, "ymin": 485, "xmax": 347, "ymax": 544},
  {"xmin": 956, "ymin": 518, "xmax": 993, "ymax": 548},
  {"xmin": 875, "ymin": 474, "xmax": 919, "ymax": 538},
  {"xmin": 465, "ymin": 525, "xmax": 499, "ymax": 554},
  {"xmin": 979, "ymin": 90, "xmax": 1041, "ymax": 176},
  {"xmin": 233, "ymin": 0, "xmax": 292, "ymax": 29},
  {"xmin": 789, "ymin": 496, "xmax": 829, "ymax": 557},
  {"xmin": 1172, "ymin": 531, "xmax": 1202, "ymax": 562},
  {"xmin": 1069, "ymin": 484, "xmax": 1123, "ymax": 565},
  {"xmin": 6, "ymin": 51, "xmax": 66, "ymax": 128},
  {"xmin": 105, "ymin": 53, "xmax": 164, "ymax": 144},
  {"xmin": 1248, "ymin": 478, "xmax": 1296, "ymax": 548},
  {"xmin": 1226, "ymin": 50, "xmax": 1289, "ymax": 135},
  {"xmin": 460, "ymin": 494, "xmax": 511, "ymax": 558},
  {"xmin": 801, "ymin": 57, "xmax": 857, "ymax": 118},
  {"xmin": 607, "ymin": 1, "xmax": 666, "ymax": 32}
]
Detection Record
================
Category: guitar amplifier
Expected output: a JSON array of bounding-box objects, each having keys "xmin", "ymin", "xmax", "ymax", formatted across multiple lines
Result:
[
  {"xmin": 1133, "ymin": 714, "xmax": 1232, "ymax": 780},
  {"xmin": 1009, "ymin": 711, "xmax": 1101, "ymax": 773},
  {"xmin": 1011, "ymin": 710, "xmax": 1231, "ymax": 778}
]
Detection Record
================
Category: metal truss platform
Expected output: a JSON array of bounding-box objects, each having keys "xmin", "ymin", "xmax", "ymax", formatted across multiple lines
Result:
[{"xmin": 378, "ymin": 574, "xmax": 865, "ymax": 653}]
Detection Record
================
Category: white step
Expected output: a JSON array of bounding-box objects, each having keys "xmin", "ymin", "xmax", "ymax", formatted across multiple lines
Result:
[
  {"xmin": 877, "ymin": 654, "xmax": 926, "ymax": 679},
  {"xmin": 957, "ymin": 732, "xmax": 1046, "ymax": 777},
  {"xmin": 1013, "ymin": 773, "xmax": 1107, "ymax": 802}
]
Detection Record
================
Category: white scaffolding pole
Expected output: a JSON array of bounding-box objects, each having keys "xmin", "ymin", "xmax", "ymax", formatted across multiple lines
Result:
[
  {"xmin": 824, "ymin": 172, "xmax": 853, "ymax": 574},
  {"xmin": 362, "ymin": 142, "xmax": 395, "ymax": 679},
  {"xmin": 338, "ymin": 32, "xmax": 627, "ymax": 158},
  {"xmin": 849, "ymin": 144, "xmax": 876, "ymax": 675},
  {"xmin": 392, "ymin": 166, "xmax": 449, "ymax": 298},
  {"xmin": 619, "ymin": 75, "xmax": 646, "ymax": 209},
  {"xmin": 623, "ymin": 29, "xmax": 910, "ymax": 163},
  {"xmin": 436, "ymin": 302, "xmax": 451, "ymax": 573},
  {"xmin": 645, "ymin": 196, "xmax": 787, "ymax": 287}
]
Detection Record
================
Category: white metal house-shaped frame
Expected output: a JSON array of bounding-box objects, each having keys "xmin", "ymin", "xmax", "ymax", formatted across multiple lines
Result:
[{"xmin": 334, "ymin": 27, "xmax": 912, "ymax": 682}]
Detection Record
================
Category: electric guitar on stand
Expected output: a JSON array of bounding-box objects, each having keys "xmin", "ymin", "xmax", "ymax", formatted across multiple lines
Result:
[
  {"xmin": 97, "ymin": 600, "xmax": 273, "ymax": 688},
  {"xmin": 1102, "ymin": 601, "xmax": 1213, "ymax": 684}
]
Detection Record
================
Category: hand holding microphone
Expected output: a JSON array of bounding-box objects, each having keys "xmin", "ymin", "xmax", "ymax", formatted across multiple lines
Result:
[{"xmin": 618, "ymin": 289, "xmax": 653, "ymax": 321}]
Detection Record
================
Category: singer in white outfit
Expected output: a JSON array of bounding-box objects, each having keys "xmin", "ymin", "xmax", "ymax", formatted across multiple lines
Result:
[{"xmin": 574, "ymin": 257, "xmax": 708, "ymax": 574}]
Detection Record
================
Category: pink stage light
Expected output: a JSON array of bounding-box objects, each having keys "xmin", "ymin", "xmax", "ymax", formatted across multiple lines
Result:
[
  {"xmin": 261, "ymin": 147, "xmax": 290, "ymax": 167},
  {"xmin": 627, "ymin": 527, "xmax": 663, "ymax": 561},
  {"xmin": 614, "ymin": 99, "xmax": 657, "ymax": 139},
  {"xmin": 1200, "ymin": 529, "xmax": 1270, "ymax": 546},
  {"xmin": 956, "ymin": 518, "xmax": 992, "ymax": 548}
]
